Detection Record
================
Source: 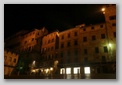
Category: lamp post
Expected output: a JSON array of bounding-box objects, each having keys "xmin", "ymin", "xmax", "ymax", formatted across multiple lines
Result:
[{"xmin": 101, "ymin": 7, "xmax": 112, "ymax": 62}]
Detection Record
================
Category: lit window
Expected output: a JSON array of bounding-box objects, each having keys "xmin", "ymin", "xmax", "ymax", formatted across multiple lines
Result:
[
  {"xmin": 74, "ymin": 67, "xmax": 80, "ymax": 74},
  {"xmin": 60, "ymin": 68, "xmax": 65, "ymax": 74},
  {"xmin": 84, "ymin": 67, "xmax": 90, "ymax": 74},
  {"xmin": 66, "ymin": 68, "xmax": 71, "ymax": 74}
]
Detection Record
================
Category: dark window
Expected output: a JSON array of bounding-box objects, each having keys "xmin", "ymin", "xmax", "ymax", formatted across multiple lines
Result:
[
  {"xmin": 104, "ymin": 46, "xmax": 108, "ymax": 53},
  {"xmin": 48, "ymin": 40, "xmax": 50, "ymax": 44},
  {"xmin": 67, "ymin": 41, "xmax": 70, "ymax": 47},
  {"xmin": 60, "ymin": 52, "xmax": 64, "ymax": 57},
  {"xmin": 62, "ymin": 35, "xmax": 64, "ymax": 39},
  {"xmin": 74, "ymin": 40, "xmax": 78, "ymax": 45},
  {"xmin": 51, "ymin": 46, "xmax": 53, "ymax": 50},
  {"xmin": 9, "ymin": 57, "xmax": 12, "ymax": 62},
  {"xmin": 67, "ymin": 51, "xmax": 70, "ymax": 56},
  {"xmin": 24, "ymin": 41, "xmax": 27, "ymax": 44},
  {"xmin": 28, "ymin": 47, "xmax": 31, "ymax": 51},
  {"xmin": 74, "ymin": 32, "xmax": 77, "ymax": 36},
  {"xmin": 100, "ymin": 25, "xmax": 103, "ymax": 28},
  {"xmin": 102, "ymin": 56, "xmax": 106, "ymax": 62},
  {"xmin": 84, "ymin": 57, "xmax": 88, "ymax": 62},
  {"xmin": 74, "ymin": 49, "xmax": 78, "ymax": 56},
  {"xmin": 95, "ymin": 47, "xmax": 99, "ymax": 53},
  {"xmin": 112, "ymin": 23, "xmax": 116, "ymax": 26},
  {"xmin": 92, "ymin": 35, "xmax": 96, "ymax": 41},
  {"xmin": 48, "ymin": 48, "xmax": 50, "ymax": 51},
  {"xmin": 91, "ymin": 26, "xmax": 94, "ymax": 29},
  {"xmin": 83, "ymin": 28, "xmax": 86, "ymax": 31},
  {"xmin": 32, "ymin": 38, "xmax": 34, "ymax": 41},
  {"xmin": 101, "ymin": 34, "xmax": 106, "ymax": 39},
  {"xmin": 37, "ymin": 32, "xmax": 39, "ymax": 35},
  {"xmin": 109, "ymin": 15, "xmax": 116, "ymax": 20},
  {"xmin": 83, "ymin": 37, "xmax": 87, "ymax": 42},
  {"xmin": 13, "ymin": 59, "xmax": 16, "ymax": 63},
  {"xmin": 84, "ymin": 49, "xmax": 87, "ymax": 54},
  {"xmin": 61, "ymin": 43, "xmax": 64, "ymax": 48},
  {"xmin": 68, "ymin": 33, "xmax": 70, "ymax": 38},
  {"xmin": 114, "ymin": 32, "xmax": 116, "ymax": 38},
  {"xmin": 52, "ymin": 38, "xmax": 54, "ymax": 42}
]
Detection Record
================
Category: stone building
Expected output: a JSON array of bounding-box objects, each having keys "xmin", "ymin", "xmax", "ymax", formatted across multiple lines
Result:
[
  {"xmin": 41, "ymin": 31, "xmax": 59, "ymax": 74},
  {"xmin": 4, "ymin": 49, "xmax": 19, "ymax": 76},
  {"xmin": 4, "ymin": 5, "xmax": 116, "ymax": 76}
]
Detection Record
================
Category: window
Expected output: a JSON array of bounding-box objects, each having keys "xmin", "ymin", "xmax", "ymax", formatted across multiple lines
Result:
[
  {"xmin": 84, "ymin": 49, "xmax": 87, "ymax": 54},
  {"xmin": 67, "ymin": 41, "xmax": 70, "ymax": 47},
  {"xmin": 48, "ymin": 48, "xmax": 50, "ymax": 51},
  {"xmin": 37, "ymin": 32, "xmax": 39, "ymax": 35},
  {"xmin": 101, "ymin": 34, "xmax": 105, "ymax": 39},
  {"xmin": 91, "ymin": 26, "xmax": 94, "ymax": 29},
  {"xmin": 104, "ymin": 46, "xmax": 108, "ymax": 53},
  {"xmin": 52, "ymin": 38, "xmax": 54, "ymax": 42},
  {"xmin": 74, "ymin": 49, "xmax": 78, "ymax": 56},
  {"xmin": 32, "ymin": 38, "xmax": 34, "ymax": 41},
  {"xmin": 62, "ymin": 35, "xmax": 64, "ymax": 40},
  {"xmin": 74, "ymin": 40, "xmax": 78, "ymax": 45},
  {"xmin": 28, "ymin": 47, "xmax": 32, "ymax": 51},
  {"xmin": 48, "ymin": 40, "xmax": 50, "ymax": 44},
  {"xmin": 13, "ymin": 58, "xmax": 16, "ymax": 63},
  {"xmin": 83, "ymin": 37, "xmax": 87, "ymax": 42},
  {"xmin": 102, "ymin": 56, "xmax": 106, "ymax": 62},
  {"xmin": 51, "ymin": 46, "xmax": 53, "ymax": 50},
  {"xmin": 9, "ymin": 57, "xmax": 12, "ymax": 62},
  {"xmin": 95, "ymin": 47, "xmax": 99, "ymax": 53},
  {"xmin": 83, "ymin": 28, "xmax": 86, "ymax": 31},
  {"xmin": 100, "ymin": 25, "xmax": 103, "ymax": 28},
  {"xmin": 114, "ymin": 32, "xmax": 116, "ymax": 38},
  {"xmin": 109, "ymin": 15, "xmax": 116, "ymax": 20},
  {"xmin": 61, "ymin": 43, "xmax": 64, "ymax": 48},
  {"xmin": 112, "ymin": 23, "xmax": 116, "ymax": 26},
  {"xmin": 60, "ymin": 52, "xmax": 64, "ymax": 57},
  {"xmin": 92, "ymin": 35, "xmax": 96, "ymax": 41},
  {"xmin": 74, "ymin": 32, "xmax": 77, "ymax": 36},
  {"xmin": 68, "ymin": 33, "xmax": 70, "ymax": 38},
  {"xmin": 84, "ymin": 57, "xmax": 88, "ymax": 62},
  {"xmin": 24, "ymin": 41, "xmax": 27, "ymax": 44}
]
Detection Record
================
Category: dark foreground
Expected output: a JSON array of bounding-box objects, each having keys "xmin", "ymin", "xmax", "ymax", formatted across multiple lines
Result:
[{"xmin": 4, "ymin": 73, "xmax": 116, "ymax": 79}]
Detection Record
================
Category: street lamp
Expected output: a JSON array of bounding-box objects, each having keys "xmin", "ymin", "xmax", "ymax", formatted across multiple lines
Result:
[{"xmin": 101, "ymin": 7, "xmax": 105, "ymax": 14}]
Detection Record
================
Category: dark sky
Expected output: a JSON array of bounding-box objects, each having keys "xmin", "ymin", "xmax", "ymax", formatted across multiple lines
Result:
[{"xmin": 4, "ymin": 4, "xmax": 105, "ymax": 38}]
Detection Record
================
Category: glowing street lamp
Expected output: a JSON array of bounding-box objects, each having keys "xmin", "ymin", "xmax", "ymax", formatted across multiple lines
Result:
[
  {"xmin": 109, "ymin": 43, "xmax": 112, "ymax": 47},
  {"xmin": 101, "ymin": 7, "xmax": 105, "ymax": 14}
]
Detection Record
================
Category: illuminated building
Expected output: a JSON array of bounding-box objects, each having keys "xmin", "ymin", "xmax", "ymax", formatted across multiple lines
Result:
[
  {"xmin": 41, "ymin": 31, "xmax": 59, "ymax": 74},
  {"xmin": 4, "ymin": 49, "xmax": 19, "ymax": 76},
  {"xmin": 4, "ymin": 5, "xmax": 116, "ymax": 76}
]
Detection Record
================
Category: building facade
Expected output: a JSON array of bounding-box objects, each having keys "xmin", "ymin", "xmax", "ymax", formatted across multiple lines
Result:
[
  {"xmin": 4, "ymin": 50, "xmax": 19, "ymax": 76},
  {"xmin": 4, "ymin": 5, "xmax": 116, "ymax": 76}
]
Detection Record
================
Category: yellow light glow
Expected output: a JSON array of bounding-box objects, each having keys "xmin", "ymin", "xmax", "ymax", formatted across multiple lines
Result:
[
  {"xmin": 60, "ymin": 68, "xmax": 65, "ymax": 74},
  {"xmin": 109, "ymin": 43, "xmax": 112, "ymax": 47},
  {"xmin": 32, "ymin": 69, "xmax": 36, "ymax": 73},
  {"xmin": 50, "ymin": 67, "xmax": 53, "ymax": 71},
  {"xmin": 101, "ymin": 8, "xmax": 105, "ymax": 12},
  {"xmin": 66, "ymin": 68, "xmax": 71, "ymax": 74},
  {"xmin": 84, "ymin": 67, "xmax": 90, "ymax": 74},
  {"xmin": 45, "ymin": 69, "xmax": 49, "ymax": 73}
]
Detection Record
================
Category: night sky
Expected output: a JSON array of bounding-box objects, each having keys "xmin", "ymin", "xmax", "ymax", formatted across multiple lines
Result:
[{"xmin": 4, "ymin": 4, "xmax": 106, "ymax": 39}]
